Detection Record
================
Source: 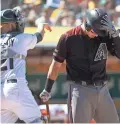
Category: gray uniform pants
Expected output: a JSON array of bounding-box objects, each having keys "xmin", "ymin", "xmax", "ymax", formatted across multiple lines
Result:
[{"xmin": 68, "ymin": 83, "xmax": 119, "ymax": 123}]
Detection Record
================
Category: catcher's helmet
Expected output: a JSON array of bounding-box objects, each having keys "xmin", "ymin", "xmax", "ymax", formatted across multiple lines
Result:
[
  {"xmin": 85, "ymin": 8, "xmax": 110, "ymax": 36},
  {"xmin": 0, "ymin": 7, "xmax": 25, "ymax": 33},
  {"xmin": 1, "ymin": 9, "xmax": 18, "ymax": 23}
]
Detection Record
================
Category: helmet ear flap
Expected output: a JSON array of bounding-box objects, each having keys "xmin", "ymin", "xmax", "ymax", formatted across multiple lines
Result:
[{"xmin": 85, "ymin": 21, "xmax": 92, "ymax": 32}]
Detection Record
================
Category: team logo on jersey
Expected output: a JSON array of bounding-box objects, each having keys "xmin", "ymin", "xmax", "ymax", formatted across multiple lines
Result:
[{"xmin": 94, "ymin": 43, "xmax": 108, "ymax": 61}]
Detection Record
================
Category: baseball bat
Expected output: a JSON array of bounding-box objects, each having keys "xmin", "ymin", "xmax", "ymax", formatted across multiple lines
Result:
[{"xmin": 46, "ymin": 101, "xmax": 50, "ymax": 123}]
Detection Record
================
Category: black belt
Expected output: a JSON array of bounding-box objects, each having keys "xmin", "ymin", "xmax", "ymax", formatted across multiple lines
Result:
[
  {"xmin": 7, "ymin": 79, "xmax": 17, "ymax": 83},
  {"xmin": 75, "ymin": 80, "xmax": 107, "ymax": 86}
]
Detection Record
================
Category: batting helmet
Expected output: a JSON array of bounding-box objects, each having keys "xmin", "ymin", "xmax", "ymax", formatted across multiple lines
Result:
[
  {"xmin": 0, "ymin": 7, "xmax": 25, "ymax": 33},
  {"xmin": 85, "ymin": 8, "xmax": 110, "ymax": 36}
]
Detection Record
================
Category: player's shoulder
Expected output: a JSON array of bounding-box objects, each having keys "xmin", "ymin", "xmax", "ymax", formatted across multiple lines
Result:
[
  {"xmin": 16, "ymin": 33, "xmax": 33, "ymax": 37},
  {"xmin": 64, "ymin": 26, "xmax": 82, "ymax": 37},
  {"xmin": 59, "ymin": 26, "xmax": 82, "ymax": 42}
]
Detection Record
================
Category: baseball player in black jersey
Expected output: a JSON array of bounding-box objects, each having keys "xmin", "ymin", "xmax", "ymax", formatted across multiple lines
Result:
[{"xmin": 40, "ymin": 8, "xmax": 120, "ymax": 123}]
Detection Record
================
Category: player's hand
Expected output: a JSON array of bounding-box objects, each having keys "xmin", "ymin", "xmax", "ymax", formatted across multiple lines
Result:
[
  {"xmin": 37, "ymin": 23, "xmax": 52, "ymax": 38},
  {"xmin": 37, "ymin": 23, "xmax": 52, "ymax": 32},
  {"xmin": 100, "ymin": 25, "xmax": 118, "ymax": 38},
  {"xmin": 100, "ymin": 16, "xmax": 118, "ymax": 38},
  {"xmin": 43, "ymin": 23, "xmax": 52, "ymax": 32},
  {"xmin": 39, "ymin": 89, "xmax": 51, "ymax": 103}
]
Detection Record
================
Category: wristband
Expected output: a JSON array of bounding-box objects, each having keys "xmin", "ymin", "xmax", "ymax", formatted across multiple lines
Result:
[
  {"xmin": 45, "ymin": 78, "xmax": 54, "ymax": 93},
  {"xmin": 34, "ymin": 32, "xmax": 43, "ymax": 42}
]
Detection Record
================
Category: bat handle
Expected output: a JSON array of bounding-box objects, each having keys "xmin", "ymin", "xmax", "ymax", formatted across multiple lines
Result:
[{"xmin": 46, "ymin": 102, "xmax": 50, "ymax": 123}]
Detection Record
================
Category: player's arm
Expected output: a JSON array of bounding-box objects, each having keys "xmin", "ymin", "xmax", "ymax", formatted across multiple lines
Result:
[
  {"xmin": 44, "ymin": 59, "xmax": 62, "ymax": 92},
  {"xmin": 44, "ymin": 34, "xmax": 67, "ymax": 92},
  {"xmin": 112, "ymin": 29, "xmax": 120, "ymax": 58},
  {"xmin": 34, "ymin": 23, "xmax": 52, "ymax": 43},
  {"xmin": 26, "ymin": 23, "xmax": 52, "ymax": 50},
  {"xmin": 106, "ymin": 29, "xmax": 120, "ymax": 59},
  {"xmin": 40, "ymin": 34, "xmax": 67, "ymax": 102},
  {"xmin": 100, "ymin": 16, "xmax": 120, "ymax": 59},
  {"xmin": 47, "ymin": 60, "xmax": 62, "ymax": 80}
]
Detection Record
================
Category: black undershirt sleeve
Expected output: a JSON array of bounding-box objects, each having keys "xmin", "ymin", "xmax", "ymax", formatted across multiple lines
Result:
[{"xmin": 34, "ymin": 32, "xmax": 43, "ymax": 43}]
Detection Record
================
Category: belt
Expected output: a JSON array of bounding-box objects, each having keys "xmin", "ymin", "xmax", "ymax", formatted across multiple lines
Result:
[
  {"xmin": 7, "ymin": 79, "xmax": 17, "ymax": 83},
  {"xmin": 75, "ymin": 81, "xmax": 107, "ymax": 86}
]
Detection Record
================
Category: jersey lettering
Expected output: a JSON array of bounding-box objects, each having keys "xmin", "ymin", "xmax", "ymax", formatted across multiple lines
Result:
[
  {"xmin": 1, "ymin": 35, "xmax": 15, "ymax": 71},
  {"xmin": 94, "ymin": 43, "xmax": 108, "ymax": 61}
]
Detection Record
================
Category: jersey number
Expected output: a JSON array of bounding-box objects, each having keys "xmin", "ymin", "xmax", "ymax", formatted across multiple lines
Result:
[{"xmin": 1, "ymin": 58, "xmax": 14, "ymax": 71}]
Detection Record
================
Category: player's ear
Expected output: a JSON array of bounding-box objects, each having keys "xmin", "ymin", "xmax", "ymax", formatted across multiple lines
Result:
[{"xmin": 11, "ymin": 22, "xmax": 17, "ymax": 29}]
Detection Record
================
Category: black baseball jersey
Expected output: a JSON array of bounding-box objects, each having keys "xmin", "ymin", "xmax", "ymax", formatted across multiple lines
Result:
[{"xmin": 53, "ymin": 26, "xmax": 120, "ymax": 83}]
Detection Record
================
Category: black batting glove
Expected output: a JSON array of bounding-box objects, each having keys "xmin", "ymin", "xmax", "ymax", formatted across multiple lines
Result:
[
  {"xmin": 100, "ymin": 15, "xmax": 119, "ymax": 38},
  {"xmin": 101, "ymin": 24, "xmax": 118, "ymax": 38}
]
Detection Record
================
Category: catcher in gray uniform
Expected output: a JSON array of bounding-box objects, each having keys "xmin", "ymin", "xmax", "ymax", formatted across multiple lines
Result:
[{"xmin": 40, "ymin": 8, "xmax": 120, "ymax": 123}]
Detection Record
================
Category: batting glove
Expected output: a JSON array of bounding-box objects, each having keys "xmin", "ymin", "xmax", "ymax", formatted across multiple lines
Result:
[
  {"xmin": 100, "ymin": 15, "xmax": 118, "ymax": 38},
  {"xmin": 39, "ymin": 89, "xmax": 51, "ymax": 103}
]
